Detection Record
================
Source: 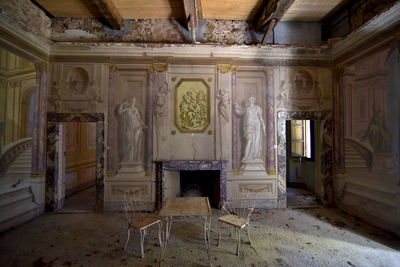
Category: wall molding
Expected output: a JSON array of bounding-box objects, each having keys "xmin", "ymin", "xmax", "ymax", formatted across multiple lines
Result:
[
  {"xmin": 332, "ymin": 1, "xmax": 400, "ymax": 66},
  {"xmin": 0, "ymin": 15, "xmax": 51, "ymax": 62}
]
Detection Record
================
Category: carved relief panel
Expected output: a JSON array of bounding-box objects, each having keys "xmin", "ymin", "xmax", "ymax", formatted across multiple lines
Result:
[
  {"xmin": 48, "ymin": 63, "xmax": 106, "ymax": 113},
  {"xmin": 166, "ymin": 65, "xmax": 216, "ymax": 160},
  {"xmin": 277, "ymin": 67, "xmax": 331, "ymax": 111},
  {"xmin": 175, "ymin": 78, "xmax": 210, "ymax": 133}
]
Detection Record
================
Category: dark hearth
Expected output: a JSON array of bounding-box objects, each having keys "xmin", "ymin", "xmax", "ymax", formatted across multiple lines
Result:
[{"xmin": 180, "ymin": 170, "xmax": 220, "ymax": 208}]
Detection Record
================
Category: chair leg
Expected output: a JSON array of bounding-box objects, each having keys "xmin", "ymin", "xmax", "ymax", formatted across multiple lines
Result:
[
  {"xmin": 246, "ymin": 223, "xmax": 252, "ymax": 245},
  {"xmin": 217, "ymin": 220, "xmax": 222, "ymax": 246},
  {"xmin": 124, "ymin": 228, "xmax": 131, "ymax": 251},
  {"xmin": 157, "ymin": 221, "xmax": 162, "ymax": 247},
  {"xmin": 140, "ymin": 229, "xmax": 145, "ymax": 258},
  {"xmin": 230, "ymin": 226, "xmax": 234, "ymax": 238},
  {"xmin": 235, "ymin": 228, "xmax": 241, "ymax": 256}
]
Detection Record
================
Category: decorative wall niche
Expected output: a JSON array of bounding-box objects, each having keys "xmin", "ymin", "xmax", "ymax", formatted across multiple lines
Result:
[
  {"xmin": 67, "ymin": 67, "xmax": 89, "ymax": 95},
  {"xmin": 48, "ymin": 64, "xmax": 106, "ymax": 113},
  {"xmin": 277, "ymin": 68, "xmax": 331, "ymax": 111}
]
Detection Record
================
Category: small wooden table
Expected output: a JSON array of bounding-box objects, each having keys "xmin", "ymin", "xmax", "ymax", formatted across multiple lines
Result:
[{"xmin": 159, "ymin": 197, "xmax": 212, "ymax": 265}]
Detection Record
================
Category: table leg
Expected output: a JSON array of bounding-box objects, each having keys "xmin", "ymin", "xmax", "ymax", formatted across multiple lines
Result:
[
  {"xmin": 160, "ymin": 216, "xmax": 172, "ymax": 265},
  {"xmin": 201, "ymin": 215, "xmax": 212, "ymax": 266}
]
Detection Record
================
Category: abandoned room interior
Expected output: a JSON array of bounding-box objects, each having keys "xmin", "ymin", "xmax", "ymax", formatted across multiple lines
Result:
[{"xmin": 0, "ymin": 0, "xmax": 399, "ymax": 266}]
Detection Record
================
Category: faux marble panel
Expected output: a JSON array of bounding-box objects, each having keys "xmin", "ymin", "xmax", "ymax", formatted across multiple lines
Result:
[
  {"xmin": 95, "ymin": 120, "xmax": 104, "ymax": 210},
  {"xmin": 145, "ymin": 71, "xmax": 154, "ymax": 172},
  {"xmin": 45, "ymin": 121, "xmax": 59, "ymax": 211},
  {"xmin": 231, "ymin": 73, "xmax": 238, "ymax": 171}
]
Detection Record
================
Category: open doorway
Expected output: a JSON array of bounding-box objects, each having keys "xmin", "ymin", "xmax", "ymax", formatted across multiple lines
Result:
[
  {"xmin": 46, "ymin": 113, "xmax": 104, "ymax": 212},
  {"xmin": 60, "ymin": 122, "xmax": 97, "ymax": 212},
  {"xmin": 286, "ymin": 120, "xmax": 321, "ymax": 208}
]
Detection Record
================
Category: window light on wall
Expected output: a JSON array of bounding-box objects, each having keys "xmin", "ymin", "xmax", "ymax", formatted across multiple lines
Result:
[{"xmin": 290, "ymin": 120, "xmax": 312, "ymax": 159}]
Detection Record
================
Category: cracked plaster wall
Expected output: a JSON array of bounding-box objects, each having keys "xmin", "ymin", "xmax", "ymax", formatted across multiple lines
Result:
[
  {"xmin": 51, "ymin": 18, "xmax": 261, "ymax": 45},
  {"xmin": 0, "ymin": 0, "xmax": 51, "ymax": 39}
]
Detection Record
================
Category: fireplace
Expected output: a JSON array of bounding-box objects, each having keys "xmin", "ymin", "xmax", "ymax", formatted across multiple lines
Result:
[
  {"xmin": 180, "ymin": 170, "xmax": 220, "ymax": 207},
  {"xmin": 155, "ymin": 161, "xmax": 227, "ymax": 209}
]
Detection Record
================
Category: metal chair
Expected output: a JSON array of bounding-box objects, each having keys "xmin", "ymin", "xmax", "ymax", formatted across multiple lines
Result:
[
  {"xmin": 123, "ymin": 188, "xmax": 162, "ymax": 258},
  {"xmin": 217, "ymin": 196, "xmax": 255, "ymax": 255}
]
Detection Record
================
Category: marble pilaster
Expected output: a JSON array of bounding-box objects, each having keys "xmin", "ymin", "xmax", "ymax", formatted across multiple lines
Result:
[
  {"xmin": 231, "ymin": 69, "xmax": 238, "ymax": 171},
  {"xmin": 145, "ymin": 68, "xmax": 155, "ymax": 174},
  {"xmin": 107, "ymin": 65, "xmax": 117, "ymax": 176},
  {"xmin": 265, "ymin": 67, "xmax": 276, "ymax": 175},
  {"xmin": 32, "ymin": 62, "xmax": 48, "ymax": 178}
]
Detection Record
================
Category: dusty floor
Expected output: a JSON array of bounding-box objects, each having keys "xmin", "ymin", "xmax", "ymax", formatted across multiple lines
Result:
[{"xmin": 1, "ymin": 190, "xmax": 400, "ymax": 267}]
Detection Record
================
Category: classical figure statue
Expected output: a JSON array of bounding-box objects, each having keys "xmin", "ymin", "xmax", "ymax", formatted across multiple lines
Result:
[
  {"xmin": 362, "ymin": 104, "xmax": 392, "ymax": 153},
  {"xmin": 235, "ymin": 96, "xmax": 266, "ymax": 164},
  {"xmin": 118, "ymin": 97, "xmax": 146, "ymax": 162},
  {"xmin": 216, "ymin": 89, "xmax": 230, "ymax": 121},
  {"xmin": 154, "ymin": 82, "xmax": 169, "ymax": 117}
]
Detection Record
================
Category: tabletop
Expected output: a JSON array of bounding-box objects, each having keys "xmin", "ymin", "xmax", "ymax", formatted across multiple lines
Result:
[{"xmin": 159, "ymin": 197, "xmax": 212, "ymax": 216}]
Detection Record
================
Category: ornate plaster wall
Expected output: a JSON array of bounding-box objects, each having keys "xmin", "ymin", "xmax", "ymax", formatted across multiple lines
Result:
[
  {"xmin": 0, "ymin": 0, "xmax": 51, "ymax": 39},
  {"xmin": 45, "ymin": 45, "xmax": 333, "ymax": 210},
  {"xmin": 333, "ymin": 43, "xmax": 400, "ymax": 236}
]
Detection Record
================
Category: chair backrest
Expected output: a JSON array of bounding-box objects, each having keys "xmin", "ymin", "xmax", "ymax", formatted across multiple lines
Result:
[
  {"xmin": 220, "ymin": 193, "xmax": 256, "ymax": 220},
  {"xmin": 124, "ymin": 188, "xmax": 141, "ymax": 223}
]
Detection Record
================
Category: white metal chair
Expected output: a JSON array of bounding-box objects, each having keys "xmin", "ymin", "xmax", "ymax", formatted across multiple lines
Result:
[
  {"xmin": 217, "ymin": 196, "xmax": 255, "ymax": 255},
  {"xmin": 124, "ymin": 188, "xmax": 162, "ymax": 258}
]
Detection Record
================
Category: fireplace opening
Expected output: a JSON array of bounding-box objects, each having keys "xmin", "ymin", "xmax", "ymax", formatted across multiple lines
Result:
[{"xmin": 180, "ymin": 170, "xmax": 220, "ymax": 208}]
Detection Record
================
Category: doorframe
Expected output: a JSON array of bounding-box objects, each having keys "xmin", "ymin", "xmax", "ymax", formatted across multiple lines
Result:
[
  {"xmin": 46, "ymin": 113, "xmax": 105, "ymax": 212},
  {"xmin": 277, "ymin": 111, "xmax": 333, "ymax": 208}
]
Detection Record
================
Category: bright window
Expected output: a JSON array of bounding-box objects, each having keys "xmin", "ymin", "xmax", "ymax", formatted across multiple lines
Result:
[{"xmin": 290, "ymin": 120, "xmax": 312, "ymax": 159}]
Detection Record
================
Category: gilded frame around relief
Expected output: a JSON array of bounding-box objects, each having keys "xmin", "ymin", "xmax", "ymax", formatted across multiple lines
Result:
[{"xmin": 175, "ymin": 78, "xmax": 210, "ymax": 133}]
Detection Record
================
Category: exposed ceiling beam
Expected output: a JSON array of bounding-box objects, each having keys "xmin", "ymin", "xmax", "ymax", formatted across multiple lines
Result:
[
  {"xmin": 183, "ymin": 0, "xmax": 203, "ymax": 43},
  {"xmin": 261, "ymin": 18, "xmax": 276, "ymax": 45},
  {"xmin": 256, "ymin": 0, "xmax": 295, "ymax": 44},
  {"xmin": 92, "ymin": 0, "xmax": 124, "ymax": 30}
]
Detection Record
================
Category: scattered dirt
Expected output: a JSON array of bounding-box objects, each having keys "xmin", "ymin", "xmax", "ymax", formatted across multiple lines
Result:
[{"xmin": 1, "ymin": 208, "xmax": 399, "ymax": 267}]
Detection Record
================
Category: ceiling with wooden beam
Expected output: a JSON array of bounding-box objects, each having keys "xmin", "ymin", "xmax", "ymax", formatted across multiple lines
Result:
[{"xmin": 35, "ymin": 0, "xmax": 348, "ymax": 22}]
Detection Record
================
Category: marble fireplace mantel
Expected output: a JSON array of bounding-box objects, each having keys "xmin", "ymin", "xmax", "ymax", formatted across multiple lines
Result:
[{"xmin": 155, "ymin": 160, "xmax": 227, "ymax": 209}]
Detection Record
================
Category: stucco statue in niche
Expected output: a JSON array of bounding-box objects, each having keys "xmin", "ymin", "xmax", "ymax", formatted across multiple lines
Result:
[
  {"xmin": 235, "ymin": 96, "xmax": 266, "ymax": 171},
  {"xmin": 154, "ymin": 82, "xmax": 170, "ymax": 117},
  {"xmin": 278, "ymin": 80, "xmax": 290, "ymax": 109},
  {"xmin": 117, "ymin": 97, "xmax": 146, "ymax": 172},
  {"xmin": 216, "ymin": 89, "xmax": 230, "ymax": 121},
  {"xmin": 154, "ymin": 82, "xmax": 170, "ymax": 159}
]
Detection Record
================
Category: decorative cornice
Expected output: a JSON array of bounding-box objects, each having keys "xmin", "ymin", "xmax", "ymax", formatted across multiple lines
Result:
[
  {"xmin": 34, "ymin": 62, "xmax": 48, "ymax": 71},
  {"xmin": 233, "ymin": 170, "xmax": 241, "ymax": 176},
  {"xmin": 264, "ymin": 67, "xmax": 274, "ymax": 75},
  {"xmin": 49, "ymin": 44, "xmax": 332, "ymax": 66},
  {"xmin": 147, "ymin": 63, "xmax": 168, "ymax": 72},
  {"xmin": 31, "ymin": 173, "xmax": 45, "ymax": 179},
  {"xmin": 106, "ymin": 172, "xmax": 116, "ymax": 177},
  {"xmin": 332, "ymin": 1, "xmax": 400, "ymax": 66},
  {"xmin": 0, "ymin": 15, "xmax": 50, "ymax": 62},
  {"xmin": 217, "ymin": 64, "xmax": 239, "ymax": 73},
  {"xmin": 109, "ymin": 64, "xmax": 117, "ymax": 73}
]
